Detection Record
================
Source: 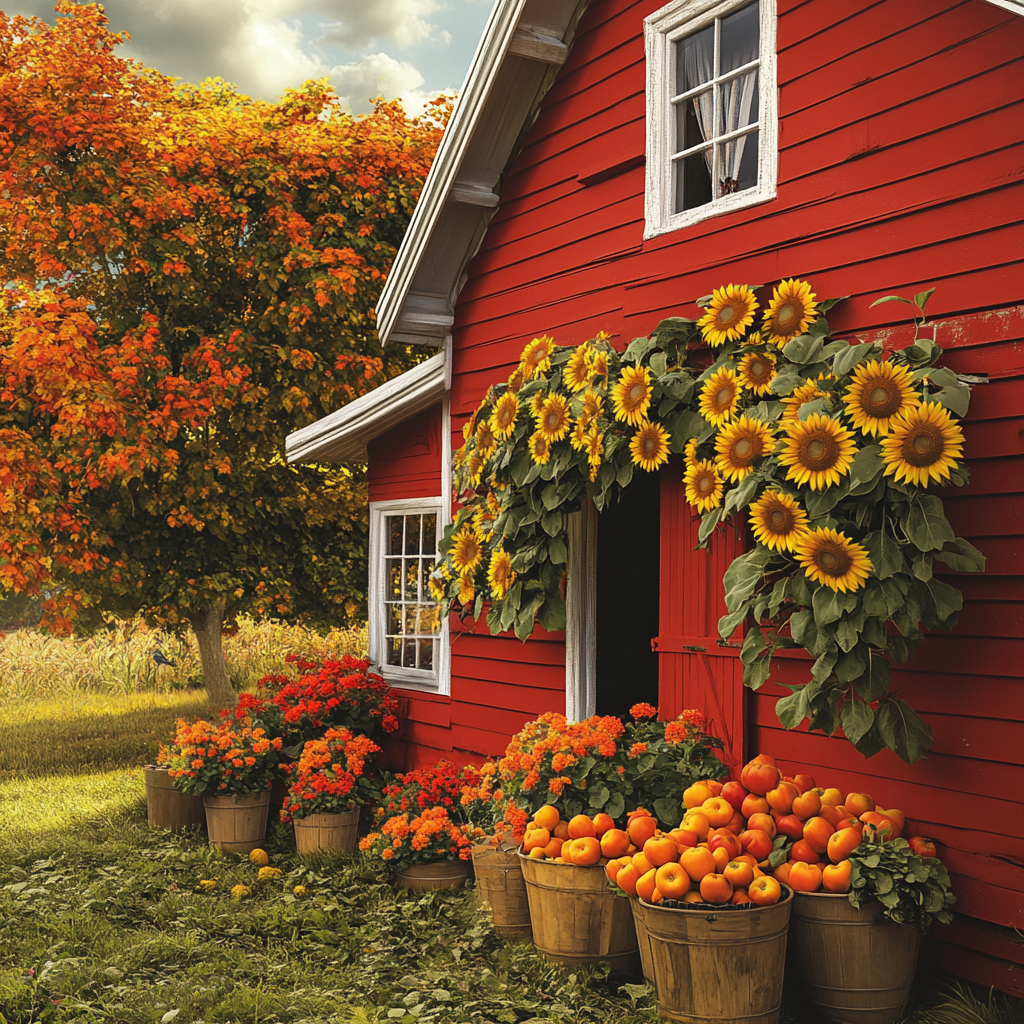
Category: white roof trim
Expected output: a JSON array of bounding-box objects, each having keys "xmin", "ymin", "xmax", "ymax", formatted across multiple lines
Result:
[
  {"xmin": 985, "ymin": 0, "xmax": 1024, "ymax": 14},
  {"xmin": 376, "ymin": 0, "xmax": 587, "ymax": 348},
  {"xmin": 285, "ymin": 352, "xmax": 446, "ymax": 464}
]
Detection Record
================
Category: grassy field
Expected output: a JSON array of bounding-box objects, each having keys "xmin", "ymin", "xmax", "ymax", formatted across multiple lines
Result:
[{"xmin": 0, "ymin": 653, "xmax": 1020, "ymax": 1022}]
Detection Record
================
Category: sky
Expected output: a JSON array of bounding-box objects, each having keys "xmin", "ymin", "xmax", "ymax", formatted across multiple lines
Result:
[{"xmin": 8, "ymin": 0, "xmax": 495, "ymax": 114}]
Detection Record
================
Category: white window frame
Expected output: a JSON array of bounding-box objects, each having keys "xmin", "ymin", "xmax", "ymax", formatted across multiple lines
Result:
[
  {"xmin": 368, "ymin": 496, "xmax": 451, "ymax": 695},
  {"xmin": 644, "ymin": 0, "xmax": 778, "ymax": 240}
]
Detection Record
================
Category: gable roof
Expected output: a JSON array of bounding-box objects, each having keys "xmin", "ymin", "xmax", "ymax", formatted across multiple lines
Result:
[{"xmin": 375, "ymin": 0, "xmax": 587, "ymax": 348}]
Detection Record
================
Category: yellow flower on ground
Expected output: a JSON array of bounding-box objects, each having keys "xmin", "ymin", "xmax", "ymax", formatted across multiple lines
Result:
[
  {"xmin": 487, "ymin": 549, "xmax": 516, "ymax": 600},
  {"xmin": 748, "ymin": 490, "xmax": 809, "ymax": 552},
  {"xmin": 780, "ymin": 380, "xmax": 825, "ymax": 423},
  {"xmin": 199, "ymin": 879, "xmax": 218, "ymax": 891},
  {"xmin": 737, "ymin": 350, "xmax": 777, "ymax": 396},
  {"xmin": 611, "ymin": 365, "xmax": 652, "ymax": 425},
  {"xmin": 475, "ymin": 419, "xmax": 497, "ymax": 457},
  {"xmin": 451, "ymin": 524, "xmax": 485, "ymax": 574},
  {"xmin": 490, "ymin": 392, "xmax": 519, "ymax": 441},
  {"xmin": 684, "ymin": 459, "xmax": 724, "ymax": 513},
  {"xmin": 699, "ymin": 368, "xmax": 742, "ymax": 426},
  {"xmin": 293, "ymin": 885, "xmax": 307, "ymax": 897},
  {"xmin": 258, "ymin": 866, "xmax": 283, "ymax": 882},
  {"xmin": 763, "ymin": 279, "xmax": 817, "ymax": 343},
  {"xmin": 529, "ymin": 431, "xmax": 551, "ymax": 465},
  {"xmin": 778, "ymin": 413, "xmax": 857, "ymax": 491},
  {"xmin": 697, "ymin": 284, "xmax": 759, "ymax": 347},
  {"xmin": 794, "ymin": 527, "xmax": 873, "ymax": 593},
  {"xmin": 714, "ymin": 415, "xmax": 775, "ymax": 482},
  {"xmin": 458, "ymin": 574, "xmax": 475, "ymax": 605},
  {"xmin": 881, "ymin": 401, "xmax": 964, "ymax": 487},
  {"xmin": 684, "ymin": 437, "xmax": 699, "ymax": 468},
  {"xmin": 564, "ymin": 344, "xmax": 592, "ymax": 392},
  {"xmin": 630, "ymin": 420, "xmax": 671, "ymax": 472},
  {"xmin": 248, "ymin": 849, "xmax": 269, "ymax": 866},
  {"xmin": 520, "ymin": 335, "xmax": 555, "ymax": 379},
  {"xmin": 535, "ymin": 393, "xmax": 571, "ymax": 442},
  {"xmin": 231, "ymin": 884, "xmax": 251, "ymax": 900},
  {"xmin": 844, "ymin": 359, "xmax": 921, "ymax": 436}
]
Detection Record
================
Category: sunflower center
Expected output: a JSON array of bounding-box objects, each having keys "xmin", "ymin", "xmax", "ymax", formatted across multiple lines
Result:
[
  {"xmin": 768, "ymin": 509, "xmax": 789, "ymax": 529},
  {"xmin": 864, "ymin": 380, "xmax": 902, "ymax": 417},
  {"xmin": 717, "ymin": 305, "xmax": 736, "ymax": 326},
  {"xmin": 716, "ymin": 387, "xmax": 732, "ymax": 406},
  {"xmin": 629, "ymin": 383, "xmax": 644, "ymax": 402},
  {"xmin": 815, "ymin": 545, "xmax": 852, "ymax": 577},
  {"xmin": 642, "ymin": 436, "xmax": 657, "ymax": 456},
  {"xmin": 775, "ymin": 302, "xmax": 798, "ymax": 329},
  {"xmin": 903, "ymin": 426, "xmax": 943, "ymax": 466},
  {"xmin": 750, "ymin": 359, "xmax": 768, "ymax": 380},
  {"xmin": 697, "ymin": 474, "xmax": 713, "ymax": 494},
  {"xmin": 544, "ymin": 411, "xmax": 558, "ymax": 429},
  {"xmin": 734, "ymin": 438, "xmax": 753, "ymax": 458},
  {"xmin": 498, "ymin": 408, "xmax": 513, "ymax": 427},
  {"xmin": 807, "ymin": 440, "xmax": 825, "ymax": 460}
]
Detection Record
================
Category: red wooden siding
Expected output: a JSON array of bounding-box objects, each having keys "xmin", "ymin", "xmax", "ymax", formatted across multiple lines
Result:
[
  {"xmin": 367, "ymin": 405, "xmax": 442, "ymax": 502},
  {"xmin": 376, "ymin": 0, "xmax": 1024, "ymax": 992}
]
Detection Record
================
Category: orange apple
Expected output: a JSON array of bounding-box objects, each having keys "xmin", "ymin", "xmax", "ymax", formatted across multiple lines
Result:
[
  {"xmin": 699, "ymin": 872, "xmax": 734, "ymax": 904},
  {"xmin": 552, "ymin": 821, "xmax": 570, "ymax": 841},
  {"xmin": 721, "ymin": 781, "xmax": 749, "ymax": 811},
  {"xmin": 567, "ymin": 815, "xmax": 597, "ymax": 840},
  {"xmin": 682, "ymin": 890, "xmax": 703, "ymax": 903},
  {"xmin": 791, "ymin": 773, "xmax": 815, "ymax": 794},
  {"xmin": 818, "ymin": 787, "xmax": 844, "ymax": 807},
  {"xmin": 569, "ymin": 837, "xmax": 601, "ymax": 865},
  {"xmin": 773, "ymin": 861, "xmax": 794, "ymax": 885},
  {"xmin": 741, "ymin": 760, "xmax": 781, "ymax": 796},
  {"xmin": 822, "ymin": 860, "xmax": 852, "ymax": 893},
  {"xmin": 605, "ymin": 856, "xmax": 629, "ymax": 884},
  {"xmin": 701, "ymin": 797, "xmax": 735, "ymax": 828},
  {"xmin": 748, "ymin": 875, "xmax": 782, "ymax": 906},
  {"xmin": 766, "ymin": 782, "xmax": 799, "ymax": 815},
  {"xmin": 523, "ymin": 828, "xmax": 550, "ymax": 852},
  {"xmin": 627, "ymin": 814, "xmax": 658, "ymax": 847},
  {"xmin": 776, "ymin": 814, "xmax": 804, "ymax": 841},
  {"xmin": 844, "ymin": 792, "xmax": 875, "ymax": 817},
  {"xmin": 860, "ymin": 811, "xmax": 897, "ymax": 841},
  {"xmin": 731, "ymin": 889, "xmax": 752, "ymax": 905},
  {"xmin": 631, "ymin": 852, "xmax": 654, "ymax": 875},
  {"xmin": 600, "ymin": 828, "xmax": 630, "ymax": 859},
  {"xmin": 683, "ymin": 782, "xmax": 715, "ymax": 809},
  {"xmin": 708, "ymin": 829, "xmax": 743, "ymax": 861},
  {"xmin": 711, "ymin": 846, "xmax": 731, "ymax": 872},
  {"xmin": 655, "ymin": 861, "xmax": 691, "ymax": 900},
  {"xmin": 668, "ymin": 828, "xmax": 698, "ymax": 851},
  {"xmin": 741, "ymin": 793, "xmax": 771, "ymax": 819},
  {"xmin": 680, "ymin": 846, "xmax": 717, "ymax": 882},
  {"xmin": 724, "ymin": 859, "xmax": 754, "ymax": 889},
  {"xmin": 746, "ymin": 812, "xmax": 777, "ymax": 838},
  {"xmin": 876, "ymin": 807, "xmax": 905, "ymax": 836},
  {"xmin": 788, "ymin": 861, "xmax": 823, "ymax": 892},
  {"xmin": 644, "ymin": 835, "xmax": 681, "ymax": 868},
  {"xmin": 681, "ymin": 811, "xmax": 710, "ymax": 841},
  {"xmin": 790, "ymin": 839, "xmax": 821, "ymax": 864},
  {"xmin": 592, "ymin": 813, "xmax": 615, "ymax": 838},
  {"xmin": 615, "ymin": 863, "xmax": 640, "ymax": 896},
  {"xmin": 802, "ymin": 816, "xmax": 835, "ymax": 855},
  {"xmin": 702, "ymin": 779, "xmax": 724, "ymax": 796},
  {"xmin": 819, "ymin": 804, "xmax": 849, "ymax": 828},
  {"xmin": 636, "ymin": 868, "xmax": 659, "ymax": 903},
  {"xmin": 827, "ymin": 827, "xmax": 862, "ymax": 864},
  {"xmin": 791, "ymin": 790, "xmax": 822, "ymax": 821},
  {"xmin": 543, "ymin": 837, "xmax": 564, "ymax": 859},
  {"xmin": 739, "ymin": 829, "xmax": 773, "ymax": 862}
]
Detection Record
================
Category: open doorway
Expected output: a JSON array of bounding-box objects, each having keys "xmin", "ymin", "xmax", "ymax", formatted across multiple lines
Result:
[{"xmin": 595, "ymin": 470, "xmax": 661, "ymax": 717}]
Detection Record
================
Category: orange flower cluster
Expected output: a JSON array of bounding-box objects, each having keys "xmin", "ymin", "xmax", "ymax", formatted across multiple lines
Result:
[
  {"xmin": 359, "ymin": 806, "xmax": 486, "ymax": 871},
  {"xmin": 159, "ymin": 716, "xmax": 282, "ymax": 796}
]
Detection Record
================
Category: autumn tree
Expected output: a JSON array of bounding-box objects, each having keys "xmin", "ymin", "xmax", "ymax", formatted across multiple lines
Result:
[{"xmin": 0, "ymin": 3, "xmax": 444, "ymax": 703}]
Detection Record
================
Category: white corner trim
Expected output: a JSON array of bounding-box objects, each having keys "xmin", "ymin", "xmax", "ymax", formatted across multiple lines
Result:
[
  {"xmin": 644, "ymin": 0, "xmax": 778, "ymax": 240},
  {"xmin": 984, "ymin": 0, "xmax": 1024, "ymax": 14},
  {"xmin": 285, "ymin": 351, "xmax": 446, "ymax": 464},
  {"xmin": 564, "ymin": 503, "xmax": 598, "ymax": 722},
  {"xmin": 368, "ymin": 497, "xmax": 451, "ymax": 696}
]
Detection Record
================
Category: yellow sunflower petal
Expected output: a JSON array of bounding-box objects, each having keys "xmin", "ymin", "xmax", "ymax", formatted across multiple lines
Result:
[
  {"xmin": 880, "ymin": 401, "xmax": 964, "ymax": 487},
  {"xmin": 535, "ymin": 393, "xmax": 571, "ymax": 442},
  {"xmin": 684, "ymin": 459, "xmax": 724, "ymax": 513},
  {"xmin": 450, "ymin": 525, "xmax": 485, "ymax": 574},
  {"xmin": 777, "ymin": 413, "xmax": 857, "ymax": 491},
  {"xmin": 611, "ymin": 365, "xmax": 653, "ymax": 426},
  {"xmin": 714, "ymin": 415, "xmax": 775, "ymax": 483},
  {"xmin": 737, "ymin": 350, "xmax": 777, "ymax": 396},
  {"xmin": 630, "ymin": 420, "xmax": 671, "ymax": 472},
  {"xmin": 794, "ymin": 527, "xmax": 873, "ymax": 593},
  {"xmin": 748, "ymin": 490, "xmax": 809, "ymax": 552},
  {"xmin": 487, "ymin": 549, "xmax": 516, "ymax": 600},
  {"xmin": 763, "ymin": 279, "xmax": 817, "ymax": 343},
  {"xmin": 697, "ymin": 284, "xmax": 759, "ymax": 347},
  {"xmin": 844, "ymin": 359, "xmax": 921, "ymax": 436},
  {"xmin": 490, "ymin": 392, "xmax": 520, "ymax": 441},
  {"xmin": 699, "ymin": 368, "xmax": 743, "ymax": 427},
  {"xmin": 529, "ymin": 431, "xmax": 551, "ymax": 465},
  {"xmin": 520, "ymin": 336, "xmax": 555, "ymax": 380}
]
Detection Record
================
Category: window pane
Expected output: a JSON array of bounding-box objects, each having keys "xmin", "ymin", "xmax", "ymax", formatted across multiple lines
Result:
[
  {"xmin": 718, "ymin": 129, "xmax": 758, "ymax": 197},
  {"xmin": 403, "ymin": 559, "xmax": 419, "ymax": 600},
  {"xmin": 387, "ymin": 560, "xmax": 402, "ymax": 600},
  {"xmin": 387, "ymin": 604, "xmax": 402, "ymax": 634},
  {"xmin": 417, "ymin": 604, "xmax": 440, "ymax": 635},
  {"xmin": 404, "ymin": 515, "xmax": 421, "ymax": 555},
  {"xmin": 675, "ymin": 91, "xmax": 710, "ymax": 154},
  {"xmin": 674, "ymin": 150, "xmax": 713, "ymax": 213},
  {"xmin": 386, "ymin": 637, "xmax": 402, "ymax": 666},
  {"xmin": 402, "ymin": 641, "xmax": 417, "ymax": 669},
  {"xmin": 418, "ymin": 639, "xmax": 434, "ymax": 671},
  {"xmin": 387, "ymin": 516, "xmax": 404, "ymax": 555},
  {"xmin": 422, "ymin": 513, "xmax": 437, "ymax": 552},
  {"xmin": 721, "ymin": 1, "xmax": 759, "ymax": 75},
  {"xmin": 676, "ymin": 24, "xmax": 714, "ymax": 95},
  {"xmin": 719, "ymin": 69, "xmax": 758, "ymax": 136}
]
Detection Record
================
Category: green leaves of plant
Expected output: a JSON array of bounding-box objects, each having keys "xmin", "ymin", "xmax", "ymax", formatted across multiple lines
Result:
[
  {"xmin": 905, "ymin": 495, "xmax": 955, "ymax": 551},
  {"xmin": 875, "ymin": 697, "xmax": 934, "ymax": 764}
]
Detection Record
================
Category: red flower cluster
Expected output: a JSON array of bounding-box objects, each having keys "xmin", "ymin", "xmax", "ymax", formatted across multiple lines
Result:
[
  {"xmin": 359, "ymin": 805, "xmax": 486, "ymax": 870},
  {"xmin": 377, "ymin": 760, "xmax": 484, "ymax": 825},
  {"xmin": 280, "ymin": 727, "xmax": 382, "ymax": 823}
]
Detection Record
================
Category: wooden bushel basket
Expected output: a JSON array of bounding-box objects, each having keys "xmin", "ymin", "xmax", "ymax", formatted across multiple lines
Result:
[
  {"xmin": 472, "ymin": 841, "xmax": 533, "ymax": 941},
  {"xmin": 293, "ymin": 809, "xmax": 360, "ymax": 856},
  {"xmin": 203, "ymin": 791, "xmax": 270, "ymax": 854},
  {"xmin": 518, "ymin": 852, "xmax": 639, "ymax": 973},
  {"xmin": 630, "ymin": 898, "xmax": 656, "ymax": 985},
  {"xmin": 789, "ymin": 891, "xmax": 920, "ymax": 1024},
  {"xmin": 143, "ymin": 765, "xmax": 206, "ymax": 832},
  {"xmin": 635, "ymin": 888, "xmax": 793, "ymax": 1024},
  {"xmin": 395, "ymin": 860, "xmax": 474, "ymax": 893}
]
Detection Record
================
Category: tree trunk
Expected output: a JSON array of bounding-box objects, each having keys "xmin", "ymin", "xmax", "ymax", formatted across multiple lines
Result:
[{"xmin": 189, "ymin": 595, "xmax": 236, "ymax": 707}]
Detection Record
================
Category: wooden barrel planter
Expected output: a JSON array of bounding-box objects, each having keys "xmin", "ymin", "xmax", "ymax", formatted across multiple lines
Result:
[
  {"xmin": 629, "ymin": 898, "xmax": 656, "ymax": 985},
  {"xmin": 143, "ymin": 765, "xmax": 205, "ymax": 832},
  {"xmin": 472, "ymin": 841, "xmax": 533, "ymax": 941},
  {"xmin": 634, "ymin": 888, "xmax": 793, "ymax": 1024},
  {"xmin": 396, "ymin": 860, "xmax": 474, "ymax": 893},
  {"xmin": 203, "ymin": 791, "xmax": 270, "ymax": 854},
  {"xmin": 518, "ymin": 852, "xmax": 639, "ymax": 973},
  {"xmin": 293, "ymin": 809, "xmax": 360, "ymax": 856},
  {"xmin": 789, "ymin": 891, "xmax": 920, "ymax": 1024}
]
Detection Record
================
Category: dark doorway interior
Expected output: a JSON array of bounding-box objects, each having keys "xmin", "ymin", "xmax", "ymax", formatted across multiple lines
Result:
[{"xmin": 595, "ymin": 470, "xmax": 661, "ymax": 717}]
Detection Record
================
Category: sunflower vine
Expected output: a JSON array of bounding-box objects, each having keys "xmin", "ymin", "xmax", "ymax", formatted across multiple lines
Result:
[{"xmin": 435, "ymin": 280, "xmax": 984, "ymax": 765}]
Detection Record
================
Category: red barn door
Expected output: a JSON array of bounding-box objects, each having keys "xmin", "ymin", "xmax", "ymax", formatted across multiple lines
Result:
[{"xmin": 656, "ymin": 468, "xmax": 747, "ymax": 775}]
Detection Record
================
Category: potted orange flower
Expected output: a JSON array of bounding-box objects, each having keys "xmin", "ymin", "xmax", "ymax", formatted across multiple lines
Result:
[
  {"xmin": 160, "ymin": 716, "xmax": 283, "ymax": 853},
  {"xmin": 281, "ymin": 727, "xmax": 383, "ymax": 856},
  {"xmin": 359, "ymin": 806, "xmax": 486, "ymax": 892}
]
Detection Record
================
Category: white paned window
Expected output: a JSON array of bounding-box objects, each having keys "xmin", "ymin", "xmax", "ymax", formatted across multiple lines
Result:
[
  {"xmin": 368, "ymin": 498, "xmax": 449, "ymax": 693},
  {"xmin": 645, "ymin": 0, "xmax": 777, "ymax": 238}
]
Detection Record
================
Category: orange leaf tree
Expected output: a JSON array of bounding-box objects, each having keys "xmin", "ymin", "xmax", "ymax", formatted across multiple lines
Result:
[{"xmin": 0, "ymin": 3, "xmax": 444, "ymax": 703}]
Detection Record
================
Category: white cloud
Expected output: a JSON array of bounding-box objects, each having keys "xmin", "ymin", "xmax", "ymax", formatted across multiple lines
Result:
[
  {"xmin": 314, "ymin": 0, "xmax": 445, "ymax": 50},
  {"xmin": 329, "ymin": 52, "xmax": 432, "ymax": 113}
]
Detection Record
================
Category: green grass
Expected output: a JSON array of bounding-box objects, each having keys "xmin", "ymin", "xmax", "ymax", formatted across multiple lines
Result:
[{"xmin": 1, "ymin": 692, "xmax": 1020, "ymax": 1024}]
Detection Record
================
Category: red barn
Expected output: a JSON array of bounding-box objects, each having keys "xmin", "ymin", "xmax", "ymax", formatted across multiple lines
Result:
[{"xmin": 286, "ymin": 0, "xmax": 1024, "ymax": 995}]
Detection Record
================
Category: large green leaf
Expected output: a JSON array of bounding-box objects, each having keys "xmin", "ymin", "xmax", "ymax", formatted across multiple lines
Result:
[
  {"xmin": 864, "ymin": 528, "xmax": 905, "ymax": 579},
  {"xmin": 934, "ymin": 537, "xmax": 986, "ymax": 574},
  {"xmin": 833, "ymin": 341, "xmax": 876, "ymax": 377},
  {"xmin": 924, "ymin": 577, "xmax": 963, "ymax": 628},
  {"xmin": 776, "ymin": 687, "xmax": 809, "ymax": 729},
  {"xmin": 840, "ymin": 698, "xmax": 875, "ymax": 746},
  {"xmin": 812, "ymin": 586, "xmax": 844, "ymax": 626},
  {"xmin": 875, "ymin": 696, "xmax": 934, "ymax": 764},
  {"xmin": 848, "ymin": 445, "xmax": 883, "ymax": 495},
  {"xmin": 722, "ymin": 546, "xmax": 772, "ymax": 612},
  {"xmin": 697, "ymin": 507, "xmax": 724, "ymax": 545},
  {"xmin": 905, "ymin": 495, "xmax": 955, "ymax": 552},
  {"xmin": 854, "ymin": 654, "xmax": 891, "ymax": 702},
  {"xmin": 781, "ymin": 334, "xmax": 824, "ymax": 364}
]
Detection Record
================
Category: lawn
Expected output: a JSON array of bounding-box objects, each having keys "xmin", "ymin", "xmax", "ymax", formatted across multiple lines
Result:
[{"xmin": 1, "ymin": 684, "xmax": 1019, "ymax": 1023}]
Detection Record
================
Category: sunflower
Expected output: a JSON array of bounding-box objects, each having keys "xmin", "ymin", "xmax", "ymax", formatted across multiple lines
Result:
[
  {"xmin": 684, "ymin": 437, "xmax": 699, "ymax": 468},
  {"xmin": 737, "ymin": 350, "xmax": 777, "ymax": 396},
  {"xmin": 507, "ymin": 367, "xmax": 525, "ymax": 393},
  {"xmin": 450, "ymin": 525, "xmax": 484, "ymax": 574},
  {"xmin": 466, "ymin": 451, "xmax": 485, "ymax": 486},
  {"xmin": 699, "ymin": 367, "xmax": 743, "ymax": 426},
  {"xmin": 748, "ymin": 490, "xmax": 809, "ymax": 552},
  {"xmin": 458, "ymin": 574, "xmax": 476, "ymax": 606},
  {"xmin": 794, "ymin": 527, "xmax": 873, "ymax": 593},
  {"xmin": 564, "ymin": 345, "xmax": 592, "ymax": 392},
  {"xmin": 611, "ymin": 365, "xmax": 653, "ymax": 426},
  {"xmin": 581, "ymin": 389, "xmax": 604, "ymax": 422},
  {"xmin": 535, "ymin": 393, "xmax": 571, "ymax": 442},
  {"xmin": 881, "ymin": 401, "xmax": 964, "ymax": 487},
  {"xmin": 630, "ymin": 420, "xmax": 671, "ymax": 472},
  {"xmin": 490, "ymin": 392, "xmax": 519, "ymax": 441},
  {"xmin": 475, "ymin": 419, "xmax": 497, "ymax": 458},
  {"xmin": 428, "ymin": 573, "xmax": 446, "ymax": 602},
  {"xmin": 569, "ymin": 417, "xmax": 588, "ymax": 451},
  {"xmin": 584, "ymin": 424, "xmax": 603, "ymax": 480},
  {"xmin": 684, "ymin": 459, "xmax": 724, "ymax": 513},
  {"xmin": 520, "ymin": 336, "xmax": 555, "ymax": 380},
  {"xmin": 697, "ymin": 284, "xmax": 759, "ymax": 347},
  {"xmin": 763, "ymin": 279, "xmax": 817, "ymax": 343},
  {"xmin": 781, "ymin": 379, "xmax": 825, "ymax": 423},
  {"xmin": 714, "ymin": 415, "xmax": 775, "ymax": 482},
  {"xmin": 778, "ymin": 413, "xmax": 857, "ymax": 490},
  {"xmin": 529, "ymin": 431, "xmax": 551, "ymax": 465},
  {"xmin": 487, "ymin": 549, "xmax": 516, "ymax": 600},
  {"xmin": 844, "ymin": 359, "xmax": 921, "ymax": 436},
  {"xmin": 590, "ymin": 351, "xmax": 609, "ymax": 384}
]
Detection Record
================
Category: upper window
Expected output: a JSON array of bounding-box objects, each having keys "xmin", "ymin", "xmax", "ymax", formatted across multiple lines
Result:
[
  {"xmin": 645, "ymin": 0, "xmax": 777, "ymax": 239},
  {"xmin": 368, "ymin": 498, "xmax": 449, "ymax": 692}
]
